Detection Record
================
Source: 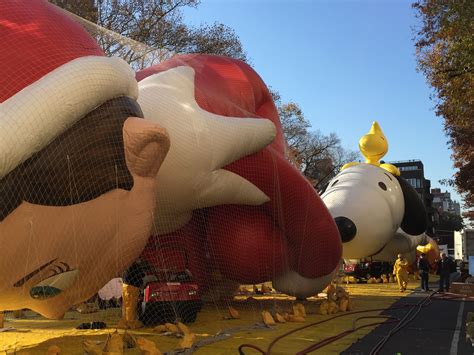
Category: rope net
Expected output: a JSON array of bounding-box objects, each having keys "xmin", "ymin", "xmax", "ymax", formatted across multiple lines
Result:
[
  {"xmin": 54, "ymin": 4, "xmax": 175, "ymax": 70},
  {"xmin": 0, "ymin": 1, "xmax": 347, "ymax": 353}
]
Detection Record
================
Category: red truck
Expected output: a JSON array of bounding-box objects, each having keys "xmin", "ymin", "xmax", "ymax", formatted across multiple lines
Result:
[
  {"xmin": 125, "ymin": 238, "xmax": 202, "ymax": 326},
  {"xmin": 139, "ymin": 267, "xmax": 202, "ymax": 325},
  {"xmin": 343, "ymin": 261, "xmax": 392, "ymax": 282}
]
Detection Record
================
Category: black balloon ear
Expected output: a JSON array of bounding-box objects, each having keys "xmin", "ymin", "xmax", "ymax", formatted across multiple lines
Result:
[{"xmin": 395, "ymin": 176, "xmax": 427, "ymax": 235}]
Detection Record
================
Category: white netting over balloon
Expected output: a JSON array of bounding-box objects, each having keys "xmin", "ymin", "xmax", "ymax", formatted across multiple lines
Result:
[
  {"xmin": 55, "ymin": 4, "xmax": 175, "ymax": 69},
  {"xmin": 1, "ymin": 1, "xmax": 431, "ymax": 354}
]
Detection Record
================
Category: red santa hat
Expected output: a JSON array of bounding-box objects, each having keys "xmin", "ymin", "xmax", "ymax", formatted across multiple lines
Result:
[{"xmin": 0, "ymin": 0, "xmax": 137, "ymax": 178}]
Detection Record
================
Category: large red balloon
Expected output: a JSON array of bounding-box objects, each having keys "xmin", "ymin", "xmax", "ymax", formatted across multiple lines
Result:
[{"xmin": 138, "ymin": 55, "xmax": 341, "ymax": 295}]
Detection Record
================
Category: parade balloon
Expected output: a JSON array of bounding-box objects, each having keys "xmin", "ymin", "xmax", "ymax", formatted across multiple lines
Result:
[
  {"xmin": 417, "ymin": 237, "xmax": 440, "ymax": 268},
  {"xmin": 137, "ymin": 55, "xmax": 342, "ymax": 298},
  {"xmin": 322, "ymin": 122, "xmax": 428, "ymax": 261},
  {"xmin": 0, "ymin": 0, "xmax": 169, "ymax": 318}
]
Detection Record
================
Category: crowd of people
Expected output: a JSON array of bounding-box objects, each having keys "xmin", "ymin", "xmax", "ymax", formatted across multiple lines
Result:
[{"xmin": 392, "ymin": 252, "xmax": 458, "ymax": 293}]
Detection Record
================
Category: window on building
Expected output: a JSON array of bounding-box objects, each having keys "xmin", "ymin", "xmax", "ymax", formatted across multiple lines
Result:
[
  {"xmin": 406, "ymin": 178, "xmax": 422, "ymax": 189},
  {"xmin": 399, "ymin": 165, "xmax": 419, "ymax": 171}
]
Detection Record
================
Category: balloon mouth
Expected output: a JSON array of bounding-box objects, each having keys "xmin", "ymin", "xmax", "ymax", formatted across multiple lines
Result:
[{"xmin": 30, "ymin": 286, "xmax": 62, "ymax": 300}]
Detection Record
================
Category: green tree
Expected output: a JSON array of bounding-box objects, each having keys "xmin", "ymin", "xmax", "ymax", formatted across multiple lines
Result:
[
  {"xmin": 413, "ymin": 0, "xmax": 474, "ymax": 222},
  {"xmin": 438, "ymin": 211, "xmax": 464, "ymax": 232}
]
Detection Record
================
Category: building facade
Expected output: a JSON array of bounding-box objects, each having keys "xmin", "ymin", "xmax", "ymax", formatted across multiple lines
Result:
[
  {"xmin": 431, "ymin": 188, "xmax": 461, "ymax": 216},
  {"xmin": 454, "ymin": 229, "xmax": 474, "ymax": 262}
]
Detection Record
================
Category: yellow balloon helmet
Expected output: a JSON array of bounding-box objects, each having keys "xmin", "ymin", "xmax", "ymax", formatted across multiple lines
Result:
[
  {"xmin": 380, "ymin": 163, "xmax": 400, "ymax": 176},
  {"xmin": 340, "ymin": 162, "xmax": 360, "ymax": 171}
]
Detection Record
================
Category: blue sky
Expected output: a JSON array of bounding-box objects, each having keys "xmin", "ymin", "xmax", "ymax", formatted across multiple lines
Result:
[{"xmin": 183, "ymin": 0, "xmax": 462, "ymax": 205}]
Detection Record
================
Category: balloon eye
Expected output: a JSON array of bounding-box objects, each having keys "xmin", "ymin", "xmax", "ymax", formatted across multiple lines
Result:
[
  {"xmin": 30, "ymin": 269, "xmax": 79, "ymax": 300},
  {"xmin": 332, "ymin": 180, "xmax": 339, "ymax": 187},
  {"xmin": 378, "ymin": 182, "xmax": 387, "ymax": 191},
  {"xmin": 30, "ymin": 285, "xmax": 61, "ymax": 299}
]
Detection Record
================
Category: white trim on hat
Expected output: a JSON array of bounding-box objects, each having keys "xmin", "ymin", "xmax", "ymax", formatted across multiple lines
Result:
[{"xmin": 0, "ymin": 56, "xmax": 138, "ymax": 178}]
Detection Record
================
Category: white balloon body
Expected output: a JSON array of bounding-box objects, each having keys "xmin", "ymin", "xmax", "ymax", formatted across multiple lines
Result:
[
  {"xmin": 321, "ymin": 164, "xmax": 405, "ymax": 259},
  {"xmin": 371, "ymin": 230, "xmax": 429, "ymax": 263}
]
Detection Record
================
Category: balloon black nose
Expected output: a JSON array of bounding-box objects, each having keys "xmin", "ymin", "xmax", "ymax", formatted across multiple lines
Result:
[{"xmin": 335, "ymin": 216, "xmax": 357, "ymax": 243}]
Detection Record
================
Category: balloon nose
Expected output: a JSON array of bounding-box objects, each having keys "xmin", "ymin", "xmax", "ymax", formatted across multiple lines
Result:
[{"xmin": 334, "ymin": 216, "xmax": 357, "ymax": 243}]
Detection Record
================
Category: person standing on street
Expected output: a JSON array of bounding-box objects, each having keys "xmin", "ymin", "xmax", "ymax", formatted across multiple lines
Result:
[
  {"xmin": 437, "ymin": 252, "xmax": 454, "ymax": 292},
  {"xmin": 393, "ymin": 254, "xmax": 409, "ymax": 292},
  {"xmin": 417, "ymin": 253, "xmax": 430, "ymax": 291}
]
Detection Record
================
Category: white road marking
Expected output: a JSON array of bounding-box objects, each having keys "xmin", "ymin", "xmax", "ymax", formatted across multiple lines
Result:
[{"xmin": 450, "ymin": 299, "xmax": 465, "ymax": 355}]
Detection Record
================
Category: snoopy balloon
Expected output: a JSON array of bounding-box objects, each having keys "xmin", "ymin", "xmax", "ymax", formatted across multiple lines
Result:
[{"xmin": 321, "ymin": 122, "xmax": 428, "ymax": 261}]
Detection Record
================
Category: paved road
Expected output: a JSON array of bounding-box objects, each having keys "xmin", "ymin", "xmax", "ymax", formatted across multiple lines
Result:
[{"xmin": 342, "ymin": 284, "xmax": 474, "ymax": 355}]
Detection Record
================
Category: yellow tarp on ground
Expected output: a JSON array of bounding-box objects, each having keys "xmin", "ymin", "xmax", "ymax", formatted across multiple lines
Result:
[{"xmin": 0, "ymin": 280, "xmax": 420, "ymax": 355}]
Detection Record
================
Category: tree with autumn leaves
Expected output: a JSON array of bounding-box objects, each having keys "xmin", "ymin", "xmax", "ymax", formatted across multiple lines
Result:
[
  {"xmin": 413, "ymin": 0, "xmax": 474, "ymax": 225},
  {"xmin": 278, "ymin": 104, "xmax": 359, "ymax": 191},
  {"xmin": 271, "ymin": 92, "xmax": 359, "ymax": 190}
]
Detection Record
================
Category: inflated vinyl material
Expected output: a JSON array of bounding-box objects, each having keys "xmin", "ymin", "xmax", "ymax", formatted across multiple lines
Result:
[
  {"xmin": 0, "ymin": 0, "xmax": 169, "ymax": 318},
  {"xmin": 0, "ymin": 0, "xmax": 342, "ymax": 335},
  {"xmin": 137, "ymin": 55, "xmax": 342, "ymax": 299}
]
